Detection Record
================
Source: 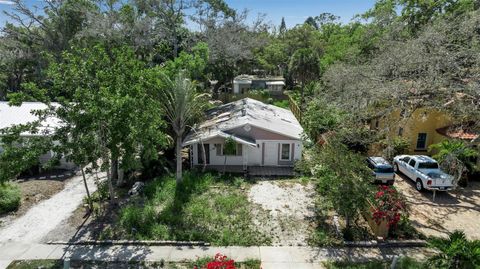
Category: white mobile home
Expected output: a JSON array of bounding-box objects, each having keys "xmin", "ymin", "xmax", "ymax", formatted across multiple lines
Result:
[{"xmin": 0, "ymin": 102, "xmax": 75, "ymax": 170}]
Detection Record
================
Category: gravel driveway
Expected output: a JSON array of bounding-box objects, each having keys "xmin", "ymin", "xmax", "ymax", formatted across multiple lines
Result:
[
  {"xmin": 248, "ymin": 180, "xmax": 316, "ymax": 246},
  {"xmin": 395, "ymin": 173, "xmax": 480, "ymax": 240},
  {"xmin": 0, "ymin": 172, "xmax": 101, "ymax": 243}
]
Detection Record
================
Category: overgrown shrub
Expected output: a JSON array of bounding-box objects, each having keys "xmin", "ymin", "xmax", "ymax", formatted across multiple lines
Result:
[
  {"xmin": 0, "ymin": 182, "xmax": 21, "ymax": 214},
  {"xmin": 313, "ymin": 140, "xmax": 374, "ymax": 231}
]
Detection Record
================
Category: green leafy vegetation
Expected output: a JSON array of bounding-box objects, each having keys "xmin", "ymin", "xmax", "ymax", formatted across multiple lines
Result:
[
  {"xmin": 115, "ymin": 172, "xmax": 270, "ymax": 246},
  {"xmin": 6, "ymin": 260, "xmax": 62, "ymax": 269},
  {"xmin": 312, "ymin": 140, "xmax": 374, "ymax": 236},
  {"xmin": 324, "ymin": 257, "xmax": 425, "ymax": 269},
  {"xmin": 430, "ymin": 140, "xmax": 479, "ymax": 186},
  {"xmin": 427, "ymin": 230, "xmax": 480, "ymax": 269},
  {"xmin": 0, "ymin": 182, "xmax": 21, "ymax": 214}
]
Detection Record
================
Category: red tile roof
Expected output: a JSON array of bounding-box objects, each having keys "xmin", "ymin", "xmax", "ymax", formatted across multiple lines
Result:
[{"xmin": 436, "ymin": 123, "xmax": 479, "ymax": 141}]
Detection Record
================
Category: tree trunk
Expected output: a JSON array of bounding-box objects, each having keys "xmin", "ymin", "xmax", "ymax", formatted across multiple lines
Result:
[
  {"xmin": 81, "ymin": 166, "xmax": 93, "ymax": 211},
  {"xmin": 117, "ymin": 168, "xmax": 125, "ymax": 187},
  {"xmin": 223, "ymin": 155, "xmax": 227, "ymax": 174},
  {"xmin": 176, "ymin": 135, "xmax": 183, "ymax": 183},
  {"xmin": 201, "ymin": 140, "xmax": 207, "ymax": 173},
  {"xmin": 345, "ymin": 215, "xmax": 351, "ymax": 230},
  {"xmin": 111, "ymin": 157, "xmax": 118, "ymax": 184},
  {"xmin": 106, "ymin": 160, "xmax": 115, "ymax": 203},
  {"xmin": 300, "ymin": 80, "xmax": 305, "ymax": 112}
]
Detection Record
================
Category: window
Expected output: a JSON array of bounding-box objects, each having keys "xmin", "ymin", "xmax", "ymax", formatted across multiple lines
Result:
[
  {"xmin": 418, "ymin": 162, "xmax": 438, "ymax": 169},
  {"xmin": 366, "ymin": 160, "xmax": 374, "ymax": 169},
  {"xmin": 215, "ymin": 144, "xmax": 222, "ymax": 156},
  {"xmin": 281, "ymin": 143, "xmax": 291, "ymax": 160},
  {"xmin": 402, "ymin": 157, "xmax": 411, "ymax": 163},
  {"xmin": 375, "ymin": 166, "xmax": 394, "ymax": 173},
  {"xmin": 416, "ymin": 133, "xmax": 427, "ymax": 149},
  {"xmin": 236, "ymin": 144, "xmax": 243, "ymax": 156},
  {"xmin": 398, "ymin": 127, "xmax": 404, "ymax": 136},
  {"xmin": 409, "ymin": 159, "xmax": 416, "ymax": 168},
  {"xmin": 215, "ymin": 143, "xmax": 242, "ymax": 156}
]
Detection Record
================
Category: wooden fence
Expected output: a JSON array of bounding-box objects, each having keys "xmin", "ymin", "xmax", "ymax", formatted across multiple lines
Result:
[{"xmin": 287, "ymin": 94, "xmax": 302, "ymax": 123}]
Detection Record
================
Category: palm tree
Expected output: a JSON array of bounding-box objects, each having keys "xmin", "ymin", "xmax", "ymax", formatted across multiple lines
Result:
[
  {"xmin": 157, "ymin": 72, "xmax": 209, "ymax": 183},
  {"xmin": 289, "ymin": 48, "xmax": 320, "ymax": 114},
  {"xmin": 430, "ymin": 140, "xmax": 479, "ymax": 187},
  {"xmin": 428, "ymin": 230, "xmax": 480, "ymax": 269}
]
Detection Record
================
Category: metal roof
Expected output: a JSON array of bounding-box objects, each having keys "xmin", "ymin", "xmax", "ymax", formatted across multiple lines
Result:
[
  {"xmin": 0, "ymin": 102, "xmax": 60, "ymax": 136},
  {"xmin": 266, "ymin": 81, "xmax": 285, "ymax": 86},
  {"xmin": 183, "ymin": 98, "xmax": 303, "ymax": 146}
]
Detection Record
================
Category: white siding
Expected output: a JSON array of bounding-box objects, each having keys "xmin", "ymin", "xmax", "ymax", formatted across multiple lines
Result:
[
  {"xmin": 192, "ymin": 139, "xmax": 302, "ymax": 167},
  {"xmin": 247, "ymin": 144, "xmax": 262, "ymax": 165}
]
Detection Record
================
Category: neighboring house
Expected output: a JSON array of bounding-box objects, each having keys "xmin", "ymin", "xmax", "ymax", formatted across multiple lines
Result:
[
  {"xmin": 183, "ymin": 98, "xmax": 303, "ymax": 176},
  {"xmin": 233, "ymin": 75, "xmax": 285, "ymax": 94},
  {"xmin": 436, "ymin": 122, "xmax": 480, "ymax": 166},
  {"xmin": 0, "ymin": 102, "xmax": 75, "ymax": 170},
  {"xmin": 370, "ymin": 108, "xmax": 453, "ymax": 155}
]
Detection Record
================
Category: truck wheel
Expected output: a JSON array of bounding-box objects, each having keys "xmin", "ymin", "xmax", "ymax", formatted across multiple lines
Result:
[{"xmin": 416, "ymin": 179, "xmax": 424, "ymax": 192}]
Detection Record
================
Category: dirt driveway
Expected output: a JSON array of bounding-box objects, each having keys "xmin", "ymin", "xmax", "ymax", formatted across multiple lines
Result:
[
  {"xmin": 395, "ymin": 173, "xmax": 480, "ymax": 240},
  {"xmin": 0, "ymin": 172, "xmax": 101, "ymax": 243},
  {"xmin": 248, "ymin": 180, "xmax": 316, "ymax": 246}
]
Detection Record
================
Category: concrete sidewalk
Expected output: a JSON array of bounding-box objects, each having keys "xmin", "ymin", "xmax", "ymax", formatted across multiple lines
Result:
[{"xmin": 0, "ymin": 242, "xmax": 434, "ymax": 269}]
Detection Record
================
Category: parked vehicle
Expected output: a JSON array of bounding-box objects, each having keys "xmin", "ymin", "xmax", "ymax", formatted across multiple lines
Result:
[
  {"xmin": 366, "ymin": 157, "xmax": 395, "ymax": 185},
  {"xmin": 393, "ymin": 155, "xmax": 454, "ymax": 191}
]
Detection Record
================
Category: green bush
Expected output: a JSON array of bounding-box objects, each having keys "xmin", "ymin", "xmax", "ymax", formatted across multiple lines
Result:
[
  {"xmin": 0, "ymin": 182, "xmax": 21, "ymax": 214},
  {"xmin": 273, "ymin": 99, "xmax": 290, "ymax": 109}
]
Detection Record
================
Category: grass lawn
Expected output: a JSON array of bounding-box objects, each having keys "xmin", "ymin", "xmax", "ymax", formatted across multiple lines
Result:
[
  {"xmin": 324, "ymin": 257, "xmax": 425, "ymax": 269},
  {"xmin": 104, "ymin": 172, "xmax": 270, "ymax": 246},
  {"xmin": 7, "ymin": 260, "xmax": 62, "ymax": 269}
]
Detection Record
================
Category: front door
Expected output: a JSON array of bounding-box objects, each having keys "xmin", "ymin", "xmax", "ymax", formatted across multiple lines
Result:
[
  {"xmin": 263, "ymin": 142, "xmax": 278, "ymax": 166},
  {"xmin": 198, "ymin": 144, "xmax": 210, "ymax": 165}
]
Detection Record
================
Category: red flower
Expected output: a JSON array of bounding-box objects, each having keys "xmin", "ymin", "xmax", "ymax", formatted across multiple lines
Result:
[
  {"xmin": 201, "ymin": 253, "xmax": 237, "ymax": 269},
  {"xmin": 375, "ymin": 191, "xmax": 385, "ymax": 199}
]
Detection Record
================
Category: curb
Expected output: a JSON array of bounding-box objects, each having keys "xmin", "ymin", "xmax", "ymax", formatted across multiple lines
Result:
[
  {"xmin": 344, "ymin": 239, "xmax": 427, "ymax": 248},
  {"xmin": 46, "ymin": 240, "xmax": 210, "ymax": 247},
  {"xmin": 18, "ymin": 171, "xmax": 79, "ymax": 181}
]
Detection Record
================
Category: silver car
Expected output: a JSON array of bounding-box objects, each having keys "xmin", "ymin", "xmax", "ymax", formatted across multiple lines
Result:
[{"xmin": 367, "ymin": 157, "xmax": 395, "ymax": 185}]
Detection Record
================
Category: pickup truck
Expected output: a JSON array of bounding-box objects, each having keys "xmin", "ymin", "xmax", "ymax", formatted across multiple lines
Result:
[{"xmin": 393, "ymin": 155, "xmax": 454, "ymax": 191}]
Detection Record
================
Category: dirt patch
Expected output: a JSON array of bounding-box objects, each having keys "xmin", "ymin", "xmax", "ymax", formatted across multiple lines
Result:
[
  {"xmin": 395, "ymin": 173, "xmax": 480, "ymax": 240},
  {"xmin": 43, "ymin": 198, "xmax": 124, "ymax": 242},
  {"xmin": 0, "ymin": 179, "xmax": 65, "ymax": 228},
  {"xmin": 248, "ymin": 180, "xmax": 316, "ymax": 246}
]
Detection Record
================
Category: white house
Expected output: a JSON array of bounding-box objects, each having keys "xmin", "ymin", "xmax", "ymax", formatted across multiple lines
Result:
[
  {"xmin": 233, "ymin": 75, "xmax": 285, "ymax": 94},
  {"xmin": 183, "ymin": 98, "xmax": 303, "ymax": 176},
  {"xmin": 0, "ymin": 101, "xmax": 75, "ymax": 170}
]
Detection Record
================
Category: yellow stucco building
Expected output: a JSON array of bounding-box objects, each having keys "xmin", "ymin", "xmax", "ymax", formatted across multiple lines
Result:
[{"xmin": 371, "ymin": 108, "xmax": 453, "ymax": 155}]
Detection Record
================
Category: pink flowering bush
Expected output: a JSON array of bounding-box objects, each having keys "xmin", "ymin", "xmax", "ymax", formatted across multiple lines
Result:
[{"xmin": 371, "ymin": 185, "xmax": 406, "ymax": 228}]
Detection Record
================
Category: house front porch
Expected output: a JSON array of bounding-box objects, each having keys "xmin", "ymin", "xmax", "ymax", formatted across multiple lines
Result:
[{"xmin": 194, "ymin": 165, "xmax": 296, "ymax": 177}]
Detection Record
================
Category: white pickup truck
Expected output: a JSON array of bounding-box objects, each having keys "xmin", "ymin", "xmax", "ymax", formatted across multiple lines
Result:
[{"xmin": 393, "ymin": 155, "xmax": 454, "ymax": 192}]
